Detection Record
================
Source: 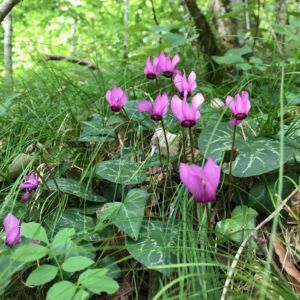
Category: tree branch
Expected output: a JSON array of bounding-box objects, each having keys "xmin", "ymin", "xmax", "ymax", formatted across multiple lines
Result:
[
  {"xmin": 38, "ymin": 54, "xmax": 98, "ymax": 70},
  {"xmin": 0, "ymin": 0, "xmax": 21, "ymax": 23}
]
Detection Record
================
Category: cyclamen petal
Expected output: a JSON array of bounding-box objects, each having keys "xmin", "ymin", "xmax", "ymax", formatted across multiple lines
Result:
[
  {"xmin": 137, "ymin": 93, "xmax": 169, "ymax": 121},
  {"xmin": 3, "ymin": 213, "xmax": 21, "ymax": 245},
  {"xmin": 179, "ymin": 158, "xmax": 221, "ymax": 203},
  {"xmin": 105, "ymin": 86, "xmax": 128, "ymax": 112},
  {"xmin": 173, "ymin": 70, "xmax": 197, "ymax": 96},
  {"xmin": 20, "ymin": 173, "xmax": 40, "ymax": 191},
  {"xmin": 225, "ymin": 91, "xmax": 251, "ymax": 126},
  {"xmin": 158, "ymin": 52, "xmax": 180, "ymax": 78},
  {"xmin": 144, "ymin": 56, "xmax": 160, "ymax": 79},
  {"xmin": 171, "ymin": 93, "xmax": 203, "ymax": 127}
]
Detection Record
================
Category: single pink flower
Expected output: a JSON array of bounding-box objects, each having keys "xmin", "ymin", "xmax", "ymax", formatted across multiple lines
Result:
[
  {"xmin": 173, "ymin": 70, "xmax": 197, "ymax": 97},
  {"xmin": 179, "ymin": 158, "xmax": 221, "ymax": 203},
  {"xmin": 144, "ymin": 56, "xmax": 160, "ymax": 80},
  {"xmin": 225, "ymin": 91, "xmax": 251, "ymax": 126},
  {"xmin": 171, "ymin": 92, "xmax": 204, "ymax": 127},
  {"xmin": 20, "ymin": 173, "xmax": 40, "ymax": 201},
  {"xmin": 105, "ymin": 86, "xmax": 128, "ymax": 112},
  {"xmin": 3, "ymin": 213, "xmax": 22, "ymax": 245},
  {"xmin": 158, "ymin": 52, "xmax": 180, "ymax": 78},
  {"xmin": 137, "ymin": 93, "xmax": 169, "ymax": 121}
]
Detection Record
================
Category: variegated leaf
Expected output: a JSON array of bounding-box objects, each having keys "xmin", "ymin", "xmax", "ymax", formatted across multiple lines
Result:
[{"xmin": 94, "ymin": 160, "xmax": 146, "ymax": 185}]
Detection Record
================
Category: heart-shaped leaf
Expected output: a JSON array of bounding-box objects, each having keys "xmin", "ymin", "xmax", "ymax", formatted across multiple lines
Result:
[
  {"xmin": 126, "ymin": 220, "xmax": 177, "ymax": 275},
  {"xmin": 94, "ymin": 160, "xmax": 146, "ymax": 185},
  {"xmin": 47, "ymin": 178, "xmax": 106, "ymax": 202},
  {"xmin": 79, "ymin": 114, "xmax": 115, "ymax": 142},
  {"xmin": 99, "ymin": 189, "xmax": 149, "ymax": 239}
]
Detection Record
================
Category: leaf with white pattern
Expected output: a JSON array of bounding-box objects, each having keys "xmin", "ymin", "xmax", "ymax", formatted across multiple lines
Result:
[
  {"xmin": 94, "ymin": 160, "xmax": 146, "ymax": 185},
  {"xmin": 126, "ymin": 220, "xmax": 177, "ymax": 275}
]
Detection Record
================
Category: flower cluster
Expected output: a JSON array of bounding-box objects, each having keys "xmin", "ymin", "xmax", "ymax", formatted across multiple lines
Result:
[
  {"xmin": 2, "ymin": 172, "xmax": 40, "ymax": 245},
  {"xmin": 103, "ymin": 51, "xmax": 252, "ymax": 208}
]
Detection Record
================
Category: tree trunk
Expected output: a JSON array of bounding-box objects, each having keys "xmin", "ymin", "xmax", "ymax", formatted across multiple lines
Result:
[
  {"xmin": 184, "ymin": 0, "xmax": 221, "ymax": 57},
  {"xmin": 208, "ymin": 0, "xmax": 239, "ymax": 50},
  {"xmin": 184, "ymin": 0, "xmax": 222, "ymax": 82},
  {"xmin": 123, "ymin": 0, "xmax": 129, "ymax": 62},
  {"xmin": 2, "ymin": 12, "xmax": 13, "ymax": 83}
]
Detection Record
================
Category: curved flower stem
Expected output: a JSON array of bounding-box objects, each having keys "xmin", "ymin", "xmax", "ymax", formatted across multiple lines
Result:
[
  {"xmin": 181, "ymin": 127, "xmax": 186, "ymax": 162},
  {"xmin": 228, "ymin": 125, "xmax": 237, "ymax": 212},
  {"xmin": 188, "ymin": 127, "xmax": 195, "ymax": 163},
  {"xmin": 229, "ymin": 125, "xmax": 237, "ymax": 178},
  {"xmin": 205, "ymin": 203, "xmax": 211, "ymax": 230},
  {"xmin": 160, "ymin": 118, "xmax": 170, "ymax": 163},
  {"xmin": 121, "ymin": 107, "xmax": 130, "ymax": 121}
]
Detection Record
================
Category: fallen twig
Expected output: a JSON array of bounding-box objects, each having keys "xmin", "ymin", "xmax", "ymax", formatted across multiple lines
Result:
[{"xmin": 39, "ymin": 54, "xmax": 98, "ymax": 70}]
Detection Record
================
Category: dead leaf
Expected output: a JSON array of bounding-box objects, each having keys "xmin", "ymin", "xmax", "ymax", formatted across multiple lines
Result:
[
  {"xmin": 274, "ymin": 238, "xmax": 300, "ymax": 292},
  {"xmin": 151, "ymin": 128, "xmax": 179, "ymax": 157}
]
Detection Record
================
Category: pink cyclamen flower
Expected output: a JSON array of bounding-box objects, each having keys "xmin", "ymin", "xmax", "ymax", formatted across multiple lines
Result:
[
  {"xmin": 20, "ymin": 172, "xmax": 40, "ymax": 201},
  {"xmin": 171, "ymin": 92, "xmax": 204, "ymax": 127},
  {"xmin": 105, "ymin": 86, "xmax": 128, "ymax": 112},
  {"xmin": 179, "ymin": 158, "xmax": 221, "ymax": 203},
  {"xmin": 3, "ymin": 213, "xmax": 22, "ymax": 245},
  {"xmin": 173, "ymin": 71, "xmax": 197, "ymax": 97},
  {"xmin": 137, "ymin": 93, "xmax": 169, "ymax": 121},
  {"xmin": 158, "ymin": 52, "xmax": 180, "ymax": 78},
  {"xmin": 225, "ymin": 91, "xmax": 251, "ymax": 126},
  {"xmin": 144, "ymin": 56, "xmax": 160, "ymax": 80}
]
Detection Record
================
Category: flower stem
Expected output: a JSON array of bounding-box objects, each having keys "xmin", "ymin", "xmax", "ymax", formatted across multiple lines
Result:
[
  {"xmin": 155, "ymin": 78, "xmax": 160, "ymax": 92},
  {"xmin": 205, "ymin": 203, "xmax": 211, "ymax": 230},
  {"xmin": 41, "ymin": 154, "xmax": 60, "ymax": 192},
  {"xmin": 122, "ymin": 107, "xmax": 130, "ymax": 121},
  {"xmin": 229, "ymin": 125, "xmax": 237, "ymax": 178},
  {"xmin": 160, "ymin": 118, "xmax": 170, "ymax": 163},
  {"xmin": 188, "ymin": 127, "xmax": 195, "ymax": 163},
  {"xmin": 182, "ymin": 127, "xmax": 186, "ymax": 162}
]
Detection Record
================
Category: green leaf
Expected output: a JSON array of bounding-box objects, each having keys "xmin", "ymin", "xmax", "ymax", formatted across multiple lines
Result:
[
  {"xmin": 62, "ymin": 256, "xmax": 94, "ymax": 272},
  {"xmin": 164, "ymin": 32, "xmax": 186, "ymax": 46},
  {"xmin": 94, "ymin": 160, "xmax": 146, "ymax": 185},
  {"xmin": 26, "ymin": 264, "xmax": 58, "ymax": 286},
  {"xmin": 198, "ymin": 123, "xmax": 244, "ymax": 162},
  {"xmin": 46, "ymin": 281, "xmax": 77, "ymax": 300},
  {"xmin": 13, "ymin": 244, "xmax": 49, "ymax": 263},
  {"xmin": 216, "ymin": 206, "xmax": 258, "ymax": 247},
  {"xmin": 78, "ymin": 268, "xmax": 119, "ymax": 295},
  {"xmin": 22, "ymin": 222, "xmax": 49, "ymax": 244},
  {"xmin": 126, "ymin": 220, "xmax": 177, "ymax": 275},
  {"xmin": 231, "ymin": 138, "xmax": 295, "ymax": 177},
  {"xmin": 198, "ymin": 123, "xmax": 296, "ymax": 177},
  {"xmin": 46, "ymin": 209, "xmax": 99, "ymax": 241},
  {"xmin": 111, "ymin": 189, "xmax": 149, "ymax": 239},
  {"xmin": 46, "ymin": 178, "xmax": 106, "ymax": 202},
  {"xmin": 212, "ymin": 46, "xmax": 251, "ymax": 65},
  {"xmin": 51, "ymin": 228, "xmax": 76, "ymax": 249},
  {"xmin": 79, "ymin": 114, "xmax": 115, "ymax": 142},
  {"xmin": 72, "ymin": 289, "xmax": 90, "ymax": 300}
]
